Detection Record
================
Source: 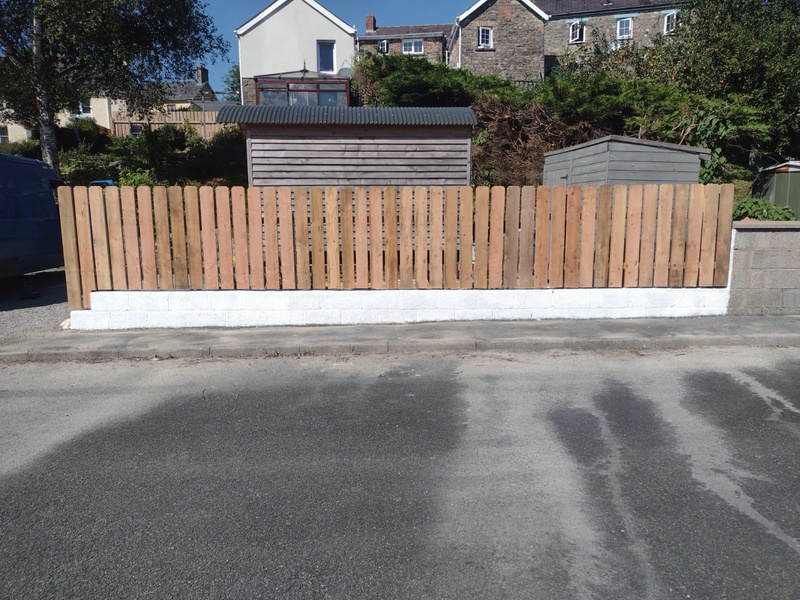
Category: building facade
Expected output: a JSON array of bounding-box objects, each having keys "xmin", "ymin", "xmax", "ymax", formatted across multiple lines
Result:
[{"xmin": 358, "ymin": 15, "xmax": 451, "ymax": 64}]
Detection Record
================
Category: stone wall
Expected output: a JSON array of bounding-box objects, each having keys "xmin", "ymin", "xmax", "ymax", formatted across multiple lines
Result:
[
  {"xmin": 728, "ymin": 223, "xmax": 800, "ymax": 316},
  {"xmin": 360, "ymin": 38, "xmax": 446, "ymax": 63},
  {"xmin": 242, "ymin": 78, "xmax": 257, "ymax": 106},
  {"xmin": 544, "ymin": 11, "xmax": 667, "ymax": 58}
]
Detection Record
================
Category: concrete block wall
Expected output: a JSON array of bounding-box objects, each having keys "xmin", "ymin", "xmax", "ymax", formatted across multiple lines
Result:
[{"xmin": 728, "ymin": 222, "xmax": 800, "ymax": 315}]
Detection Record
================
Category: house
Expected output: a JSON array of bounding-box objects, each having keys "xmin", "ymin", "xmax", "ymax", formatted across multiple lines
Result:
[
  {"xmin": 236, "ymin": 0, "xmax": 357, "ymax": 106},
  {"xmin": 448, "ymin": 0, "xmax": 687, "ymax": 79},
  {"xmin": 246, "ymin": 68, "xmax": 351, "ymax": 107},
  {"xmin": 161, "ymin": 66, "xmax": 217, "ymax": 111},
  {"xmin": 358, "ymin": 15, "xmax": 452, "ymax": 64}
]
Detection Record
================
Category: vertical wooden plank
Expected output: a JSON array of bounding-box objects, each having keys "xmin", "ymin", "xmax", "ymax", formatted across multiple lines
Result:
[
  {"xmin": 699, "ymin": 183, "xmax": 721, "ymax": 287},
  {"xmin": 138, "ymin": 187, "xmax": 158, "ymax": 291},
  {"xmin": 503, "ymin": 186, "xmax": 521, "ymax": 288},
  {"xmin": 199, "ymin": 186, "xmax": 218, "ymax": 290},
  {"xmin": 383, "ymin": 186, "xmax": 398, "ymax": 289},
  {"xmin": 593, "ymin": 185, "xmax": 613, "ymax": 287},
  {"xmin": 429, "ymin": 186, "xmax": 444, "ymax": 289},
  {"xmin": 459, "ymin": 186, "xmax": 474, "ymax": 289},
  {"xmin": 415, "ymin": 186, "xmax": 430, "ymax": 289},
  {"xmin": 487, "ymin": 186, "xmax": 505, "ymax": 289},
  {"xmin": 638, "ymin": 184, "xmax": 659, "ymax": 287},
  {"xmin": 563, "ymin": 185, "xmax": 581, "ymax": 288},
  {"xmin": 623, "ymin": 185, "xmax": 643, "ymax": 287},
  {"xmin": 309, "ymin": 187, "xmax": 326, "ymax": 289},
  {"xmin": 74, "ymin": 187, "xmax": 96, "ymax": 305},
  {"xmin": 548, "ymin": 185, "xmax": 567, "ymax": 288},
  {"xmin": 444, "ymin": 186, "xmax": 460, "ymax": 288},
  {"xmin": 247, "ymin": 187, "xmax": 265, "ymax": 290},
  {"xmin": 215, "ymin": 186, "xmax": 235, "ymax": 290},
  {"xmin": 184, "ymin": 187, "xmax": 203, "ymax": 290},
  {"xmin": 518, "ymin": 186, "xmax": 536, "ymax": 288},
  {"xmin": 104, "ymin": 187, "xmax": 127, "ymax": 289},
  {"xmin": 294, "ymin": 187, "xmax": 311, "ymax": 290},
  {"xmin": 354, "ymin": 188, "xmax": 369, "ymax": 288},
  {"xmin": 169, "ymin": 186, "xmax": 189, "ymax": 289},
  {"xmin": 533, "ymin": 186, "xmax": 551, "ymax": 289},
  {"xmin": 578, "ymin": 186, "xmax": 597, "ymax": 288},
  {"xmin": 399, "ymin": 186, "xmax": 414, "ymax": 288},
  {"xmin": 368, "ymin": 186, "xmax": 384, "ymax": 289},
  {"xmin": 683, "ymin": 184, "xmax": 705, "ymax": 287},
  {"xmin": 653, "ymin": 185, "xmax": 674, "ymax": 287},
  {"xmin": 668, "ymin": 184, "xmax": 690, "ymax": 288},
  {"xmin": 263, "ymin": 187, "xmax": 281, "ymax": 289},
  {"xmin": 473, "ymin": 187, "xmax": 490, "ymax": 289},
  {"xmin": 120, "ymin": 187, "xmax": 141, "ymax": 291},
  {"xmin": 325, "ymin": 186, "xmax": 341, "ymax": 290},
  {"xmin": 340, "ymin": 187, "xmax": 356, "ymax": 289},
  {"xmin": 607, "ymin": 185, "xmax": 628, "ymax": 288},
  {"xmin": 714, "ymin": 184, "xmax": 735, "ymax": 287},
  {"xmin": 277, "ymin": 187, "xmax": 296, "ymax": 289},
  {"xmin": 57, "ymin": 187, "xmax": 83, "ymax": 308},
  {"xmin": 89, "ymin": 186, "xmax": 112, "ymax": 290},
  {"xmin": 152, "ymin": 186, "xmax": 173, "ymax": 290},
  {"xmin": 231, "ymin": 186, "xmax": 249, "ymax": 290}
]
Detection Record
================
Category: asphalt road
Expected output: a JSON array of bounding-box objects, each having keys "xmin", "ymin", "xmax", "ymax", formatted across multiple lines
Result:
[{"xmin": 2, "ymin": 347, "xmax": 800, "ymax": 599}]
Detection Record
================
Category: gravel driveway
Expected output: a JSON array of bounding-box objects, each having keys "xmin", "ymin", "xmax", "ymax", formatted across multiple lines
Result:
[{"xmin": 0, "ymin": 269, "xmax": 70, "ymax": 334}]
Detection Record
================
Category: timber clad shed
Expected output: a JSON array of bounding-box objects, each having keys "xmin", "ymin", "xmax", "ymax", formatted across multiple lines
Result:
[
  {"xmin": 217, "ymin": 105, "xmax": 476, "ymax": 187},
  {"xmin": 543, "ymin": 135, "xmax": 711, "ymax": 188}
]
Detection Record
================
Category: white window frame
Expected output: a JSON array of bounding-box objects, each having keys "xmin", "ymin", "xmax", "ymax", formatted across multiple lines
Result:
[
  {"xmin": 317, "ymin": 41, "xmax": 336, "ymax": 73},
  {"xmin": 616, "ymin": 17, "xmax": 633, "ymax": 40},
  {"xmin": 477, "ymin": 26, "xmax": 493, "ymax": 49},
  {"xmin": 378, "ymin": 40, "xmax": 389, "ymax": 54},
  {"xmin": 70, "ymin": 99, "xmax": 92, "ymax": 116},
  {"xmin": 568, "ymin": 22, "xmax": 585, "ymax": 44},
  {"xmin": 402, "ymin": 39, "xmax": 424, "ymax": 55},
  {"xmin": 663, "ymin": 11, "xmax": 677, "ymax": 35},
  {"xmin": 0, "ymin": 125, "xmax": 8, "ymax": 145}
]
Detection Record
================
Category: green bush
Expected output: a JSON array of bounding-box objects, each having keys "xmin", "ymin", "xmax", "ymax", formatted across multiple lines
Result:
[
  {"xmin": 733, "ymin": 196, "xmax": 796, "ymax": 221},
  {"xmin": 59, "ymin": 143, "xmax": 119, "ymax": 185},
  {"xmin": 0, "ymin": 138, "xmax": 41, "ymax": 159},
  {"xmin": 118, "ymin": 167, "xmax": 165, "ymax": 187}
]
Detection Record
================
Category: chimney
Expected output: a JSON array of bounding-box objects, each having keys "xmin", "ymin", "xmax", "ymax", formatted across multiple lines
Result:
[
  {"xmin": 196, "ymin": 65, "xmax": 208, "ymax": 84},
  {"xmin": 366, "ymin": 14, "xmax": 376, "ymax": 33}
]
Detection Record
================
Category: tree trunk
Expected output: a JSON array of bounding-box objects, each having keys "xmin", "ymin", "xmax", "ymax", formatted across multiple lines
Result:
[{"xmin": 37, "ymin": 94, "xmax": 60, "ymax": 175}]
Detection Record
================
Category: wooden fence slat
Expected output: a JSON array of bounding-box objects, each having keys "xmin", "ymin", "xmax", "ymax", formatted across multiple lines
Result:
[
  {"xmin": 231, "ymin": 187, "xmax": 249, "ymax": 290},
  {"xmin": 340, "ymin": 187, "xmax": 356, "ymax": 289},
  {"xmin": 57, "ymin": 187, "xmax": 83, "ymax": 308},
  {"xmin": 152, "ymin": 187, "xmax": 173, "ymax": 290},
  {"xmin": 277, "ymin": 187, "xmax": 296, "ymax": 289},
  {"xmin": 382, "ymin": 187, "xmax": 397, "ymax": 289},
  {"xmin": 169, "ymin": 186, "xmax": 189, "ymax": 289},
  {"xmin": 399, "ymin": 186, "xmax": 414, "ymax": 288},
  {"xmin": 415, "ymin": 186, "xmax": 430, "ymax": 288},
  {"xmin": 564, "ymin": 185, "xmax": 581, "ymax": 288},
  {"xmin": 263, "ymin": 187, "xmax": 281, "ymax": 289},
  {"xmin": 548, "ymin": 185, "xmax": 567, "ymax": 288},
  {"xmin": 653, "ymin": 185, "xmax": 674, "ymax": 287},
  {"xmin": 74, "ymin": 187, "xmax": 96, "ymax": 305},
  {"xmin": 623, "ymin": 185, "xmax": 643, "ymax": 287},
  {"xmin": 714, "ymin": 184, "xmax": 735, "ymax": 287},
  {"xmin": 444, "ymin": 186, "xmax": 460, "ymax": 288},
  {"xmin": 104, "ymin": 187, "xmax": 127, "ymax": 290},
  {"xmin": 215, "ymin": 187, "xmax": 235, "ymax": 290},
  {"xmin": 247, "ymin": 187, "xmax": 265, "ymax": 290},
  {"xmin": 578, "ymin": 186, "xmax": 597, "ymax": 288},
  {"xmin": 683, "ymin": 184, "xmax": 705, "ymax": 287},
  {"xmin": 638, "ymin": 184, "xmax": 659, "ymax": 287},
  {"xmin": 503, "ymin": 186, "xmax": 521, "ymax": 288},
  {"xmin": 89, "ymin": 186, "xmax": 112, "ymax": 291},
  {"xmin": 533, "ymin": 186, "xmax": 551, "ymax": 289},
  {"xmin": 326, "ymin": 186, "xmax": 341, "ymax": 290},
  {"xmin": 519, "ymin": 186, "xmax": 536, "ymax": 288},
  {"xmin": 668, "ymin": 184, "xmax": 690, "ymax": 287},
  {"xmin": 473, "ymin": 186, "xmax": 491, "ymax": 289},
  {"xmin": 184, "ymin": 187, "xmax": 203, "ymax": 290},
  {"xmin": 369, "ymin": 186, "xmax": 384, "ymax": 289},
  {"xmin": 294, "ymin": 187, "xmax": 311, "ymax": 290},
  {"xmin": 138, "ymin": 187, "xmax": 158, "ymax": 291},
  {"xmin": 699, "ymin": 183, "xmax": 721, "ymax": 287},
  {"xmin": 120, "ymin": 187, "xmax": 142, "ymax": 291},
  {"xmin": 607, "ymin": 185, "xmax": 628, "ymax": 288},
  {"xmin": 354, "ymin": 188, "xmax": 369, "ymax": 288},
  {"xmin": 593, "ymin": 185, "xmax": 613, "ymax": 288},
  {"xmin": 459, "ymin": 185, "xmax": 474, "ymax": 289},
  {"xmin": 488, "ymin": 186, "xmax": 506, "ymax": 289},
  {"xmin": 310, "ymin": 187, "xmax": 326, "ymax": 289},
  {"xmin": 199, "ymin": 186, "xmax": 218, "ymax": 289},
  {"xmin": 429, "ymin": 187, "xmax": 444, "ymax": 288}
]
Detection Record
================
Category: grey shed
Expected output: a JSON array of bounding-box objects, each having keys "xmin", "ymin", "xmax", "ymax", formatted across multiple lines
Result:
[{"xmin": 543, "ymin": 135, "xmax": 711, "ymax": 187}]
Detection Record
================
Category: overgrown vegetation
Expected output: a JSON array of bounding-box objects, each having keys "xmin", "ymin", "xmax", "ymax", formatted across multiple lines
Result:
[{"xmin": 733, "ymin": 197, "xmax": 796, "ymax": 221}]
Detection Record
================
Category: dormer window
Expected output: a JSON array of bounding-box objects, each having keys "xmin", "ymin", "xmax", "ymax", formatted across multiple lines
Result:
[
  {"xmin": 477, "ymin": 26, "xmax": 493, "ymax": 49},
  {"xmin": 569, "ymin": 22, "xmax": 585, "ymax": 44},
  {"xmin": 663, "ymin": 11, "xmax": 677, "ymax": 35},
  {"xmin": 616, "ymin": 17, "xmax": 633, "ymax": 40},
  {"xmin": 378, "ymin": 40, "xmax": 389, "ymax": 54}
]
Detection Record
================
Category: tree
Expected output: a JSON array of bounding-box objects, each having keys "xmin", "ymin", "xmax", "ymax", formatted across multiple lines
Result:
[
  {"xmin": 0, "ymin": 0, "xmax": 228, "ymax": 173},
  {"xmin": 222, "ymin": 63, "xmax": 241, "ymax": 103}
]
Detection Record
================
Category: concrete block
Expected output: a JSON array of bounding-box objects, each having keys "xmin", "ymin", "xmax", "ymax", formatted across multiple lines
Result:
[
  {"xmin": 263, "ymin": 311, "xmax": 304, "ymax": 326},
  {"xmin": 401, "ymin": 290, "xmax": 439, "ymax": 310},
  {"xmin": 730, "ymin": 249, "xmax": 753, "ymax": 271},
  {"xmin": 728, "ymin": 268, "xmax": 751, "ymax": 290},
  {"xmin": 107, "ymin": 311, "xmax": 149, "ymax": 329},
  {"xmin": 70, "ymin": 310, "xmax": 109, "ymax": 330},
  {"xmin": 768, "ymin": 232, "xmax": 800, "ymax": 249},
  {"xmin": 323, "ymin": 291, "xmax": 369, "ymax": 310},
  {"xmin": 379, "ymin": 309, "xmax": 414, "ymax": 324},
  {"xmin": 782, "ymin": 289, "xmax": 800, "ymax": 309},
  {"xmin": 416, "ymin": 309, "xmax": 456, "ymax": 323},
  {"xmin": 128, "ymin": 292, "xmax": 170, "ymax": 312},
  {"xmin": 209, "ymin": 290, "xmax": 250, "ymax": 310},
  {"xmin": 147, "ymin": 311, "xmax": 188, "ymax": 328},
  {"xmin": 551, "ymin": 289, "xmax": 592, "ymax": 310},
  {"xmin": 752, "ymin": 249, "xmax": 800, "ymax": 270},
  {"xmin": 90, "ymin": 292, "xmax": 130, "ymax": 312},
  {"xmin": 729, "ymin": 288, "xmax": 783, "ymax": 311},
  {"xmin": 733, "ymin": 232, "xmax": 757, "ymax": 250},
  {"xmin": 185, "ymin": 311, "xmax": 226, "ymax": 328},
  {"xmin": 476, "ymin": 290, "xmax": 517, "ymax": 309},
  {"xmin": 361, "ymin": 290, "xmax": 401, "ymax": 310},
  {"xmin": 168, "ymin": 291, "xmax": 210, "ymax": 311},
  {"xmin": 302, "ymin": 310, "xmax": 342, "ymax": 325},
  {"xmin": 226, "ymin": 311, "xmax": 266, "ymax": 327},
  {"xmin": 439, "ymin": 290, "xmax": 478, "ymax": 310},
  {"xmin": 340, "ymin": 310, "xmax": 382, "ymax": 325},
  {"xmin": 453, "ymin": 309, "xmax": 494, "ymax": 321},
  {"xmin": 515, "ymin": 290, "xmax": 555, "ymax": 309},
  {"xmin": 246, "ymin": 292, "xmax": 290, "ymax": 311},
  {"xmin": 765, "ymin": 269, "xmax": 800, "ymax": 290},
  {"xmin": 590, "ymin": 289, "xmax": 631, "ymax": 309}
]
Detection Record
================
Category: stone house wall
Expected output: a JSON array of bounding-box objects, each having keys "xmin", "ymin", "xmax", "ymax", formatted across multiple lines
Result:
[
  {"xmin": 242, "ymin": 78, "xmax": 257, "ymax": 106},
  {"xmin": 360, "ymin": 38, "xmax": 446, "ymax": 63}
]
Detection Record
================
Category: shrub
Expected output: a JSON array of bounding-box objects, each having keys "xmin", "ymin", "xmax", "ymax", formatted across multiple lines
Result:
[
  {"xmin": 58, "ymin": 143, "xmax": 118, "ymax": 185},
  {"xmin": 118, "ymin": 167, "xmax": 165, "ymax": 187},
  {"xmin": 0, "ymin": 138, "xmax": 41, "ymax": 159},
  {"xmin": 733, "ymin": 196, "xmax": 796, "ymax": 221}
]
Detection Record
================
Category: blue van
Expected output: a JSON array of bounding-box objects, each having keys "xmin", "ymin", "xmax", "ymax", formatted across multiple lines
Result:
[{"xmin": 0, "ymin": 153, "xmax": 64, "ymax": 278}]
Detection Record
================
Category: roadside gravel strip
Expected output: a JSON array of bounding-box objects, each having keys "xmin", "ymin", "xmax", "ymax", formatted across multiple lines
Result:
[{"xmin": 0, "ymin": 270, "xmax": 70, "ymax": 334}]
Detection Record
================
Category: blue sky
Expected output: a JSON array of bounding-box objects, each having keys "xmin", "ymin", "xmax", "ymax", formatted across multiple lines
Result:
[{"xmin": 202, "ymin": 0, "xmax": 466, "ymax": 94}]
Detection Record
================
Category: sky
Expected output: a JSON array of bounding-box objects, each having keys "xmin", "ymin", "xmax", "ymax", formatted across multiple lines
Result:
[{"xmin": 202, "ymin": 0, "xmax": 466, "ymax": 94}]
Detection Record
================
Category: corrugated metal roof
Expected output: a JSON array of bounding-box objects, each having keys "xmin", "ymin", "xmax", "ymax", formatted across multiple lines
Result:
[{"xmin": 217, "ymin": 105, "xmax": 477, "ymax": 126}]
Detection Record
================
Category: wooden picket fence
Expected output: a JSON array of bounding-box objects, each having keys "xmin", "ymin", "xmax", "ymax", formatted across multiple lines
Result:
[
  {"xmin": 57, "ymin": 184, "xmax": 734, "ymax": 309},
  {"xmin": 111, "ymin": 111, "xmax": 228, "ymax": 138}
]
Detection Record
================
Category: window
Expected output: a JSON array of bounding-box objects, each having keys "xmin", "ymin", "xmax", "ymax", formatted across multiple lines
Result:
[
  {"xmin": 70, "ymin": 98, "xmax": 92, "ymax": 116},
  {"xmin": 257, "ymin": 78, "xmax": 350, "ymax": 107},
  {"xmin": 378, "ymin": 40, "xmax": 389, "ymax": 54},
  {"xmin": 166, "ymin": 104, "xmax": 177, "ymax": 112},
  {"xmin": 568, "ymin": 22, "xmax": 585, "ymax": 44},
  {"xmin": 477, "ymin": 26, "xmax": 493, "ymax": 48},
  {"xmin": 663, "ymin": 11, "xmax": 677, "ymax": 35},
  {"xmin": 0, "ymin": 125, "xmax": 8, "ymax": 144},
  {"xmin": 402, "ymin": 39, "xmax": 423, "ymax": 54},
  {"xmin": 317, "ymin": 41, "xmax": 335, "ymax": 73},
  {"xmin": 616, "ymin": 17, "xmax": 632, "ymax": 39}
]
